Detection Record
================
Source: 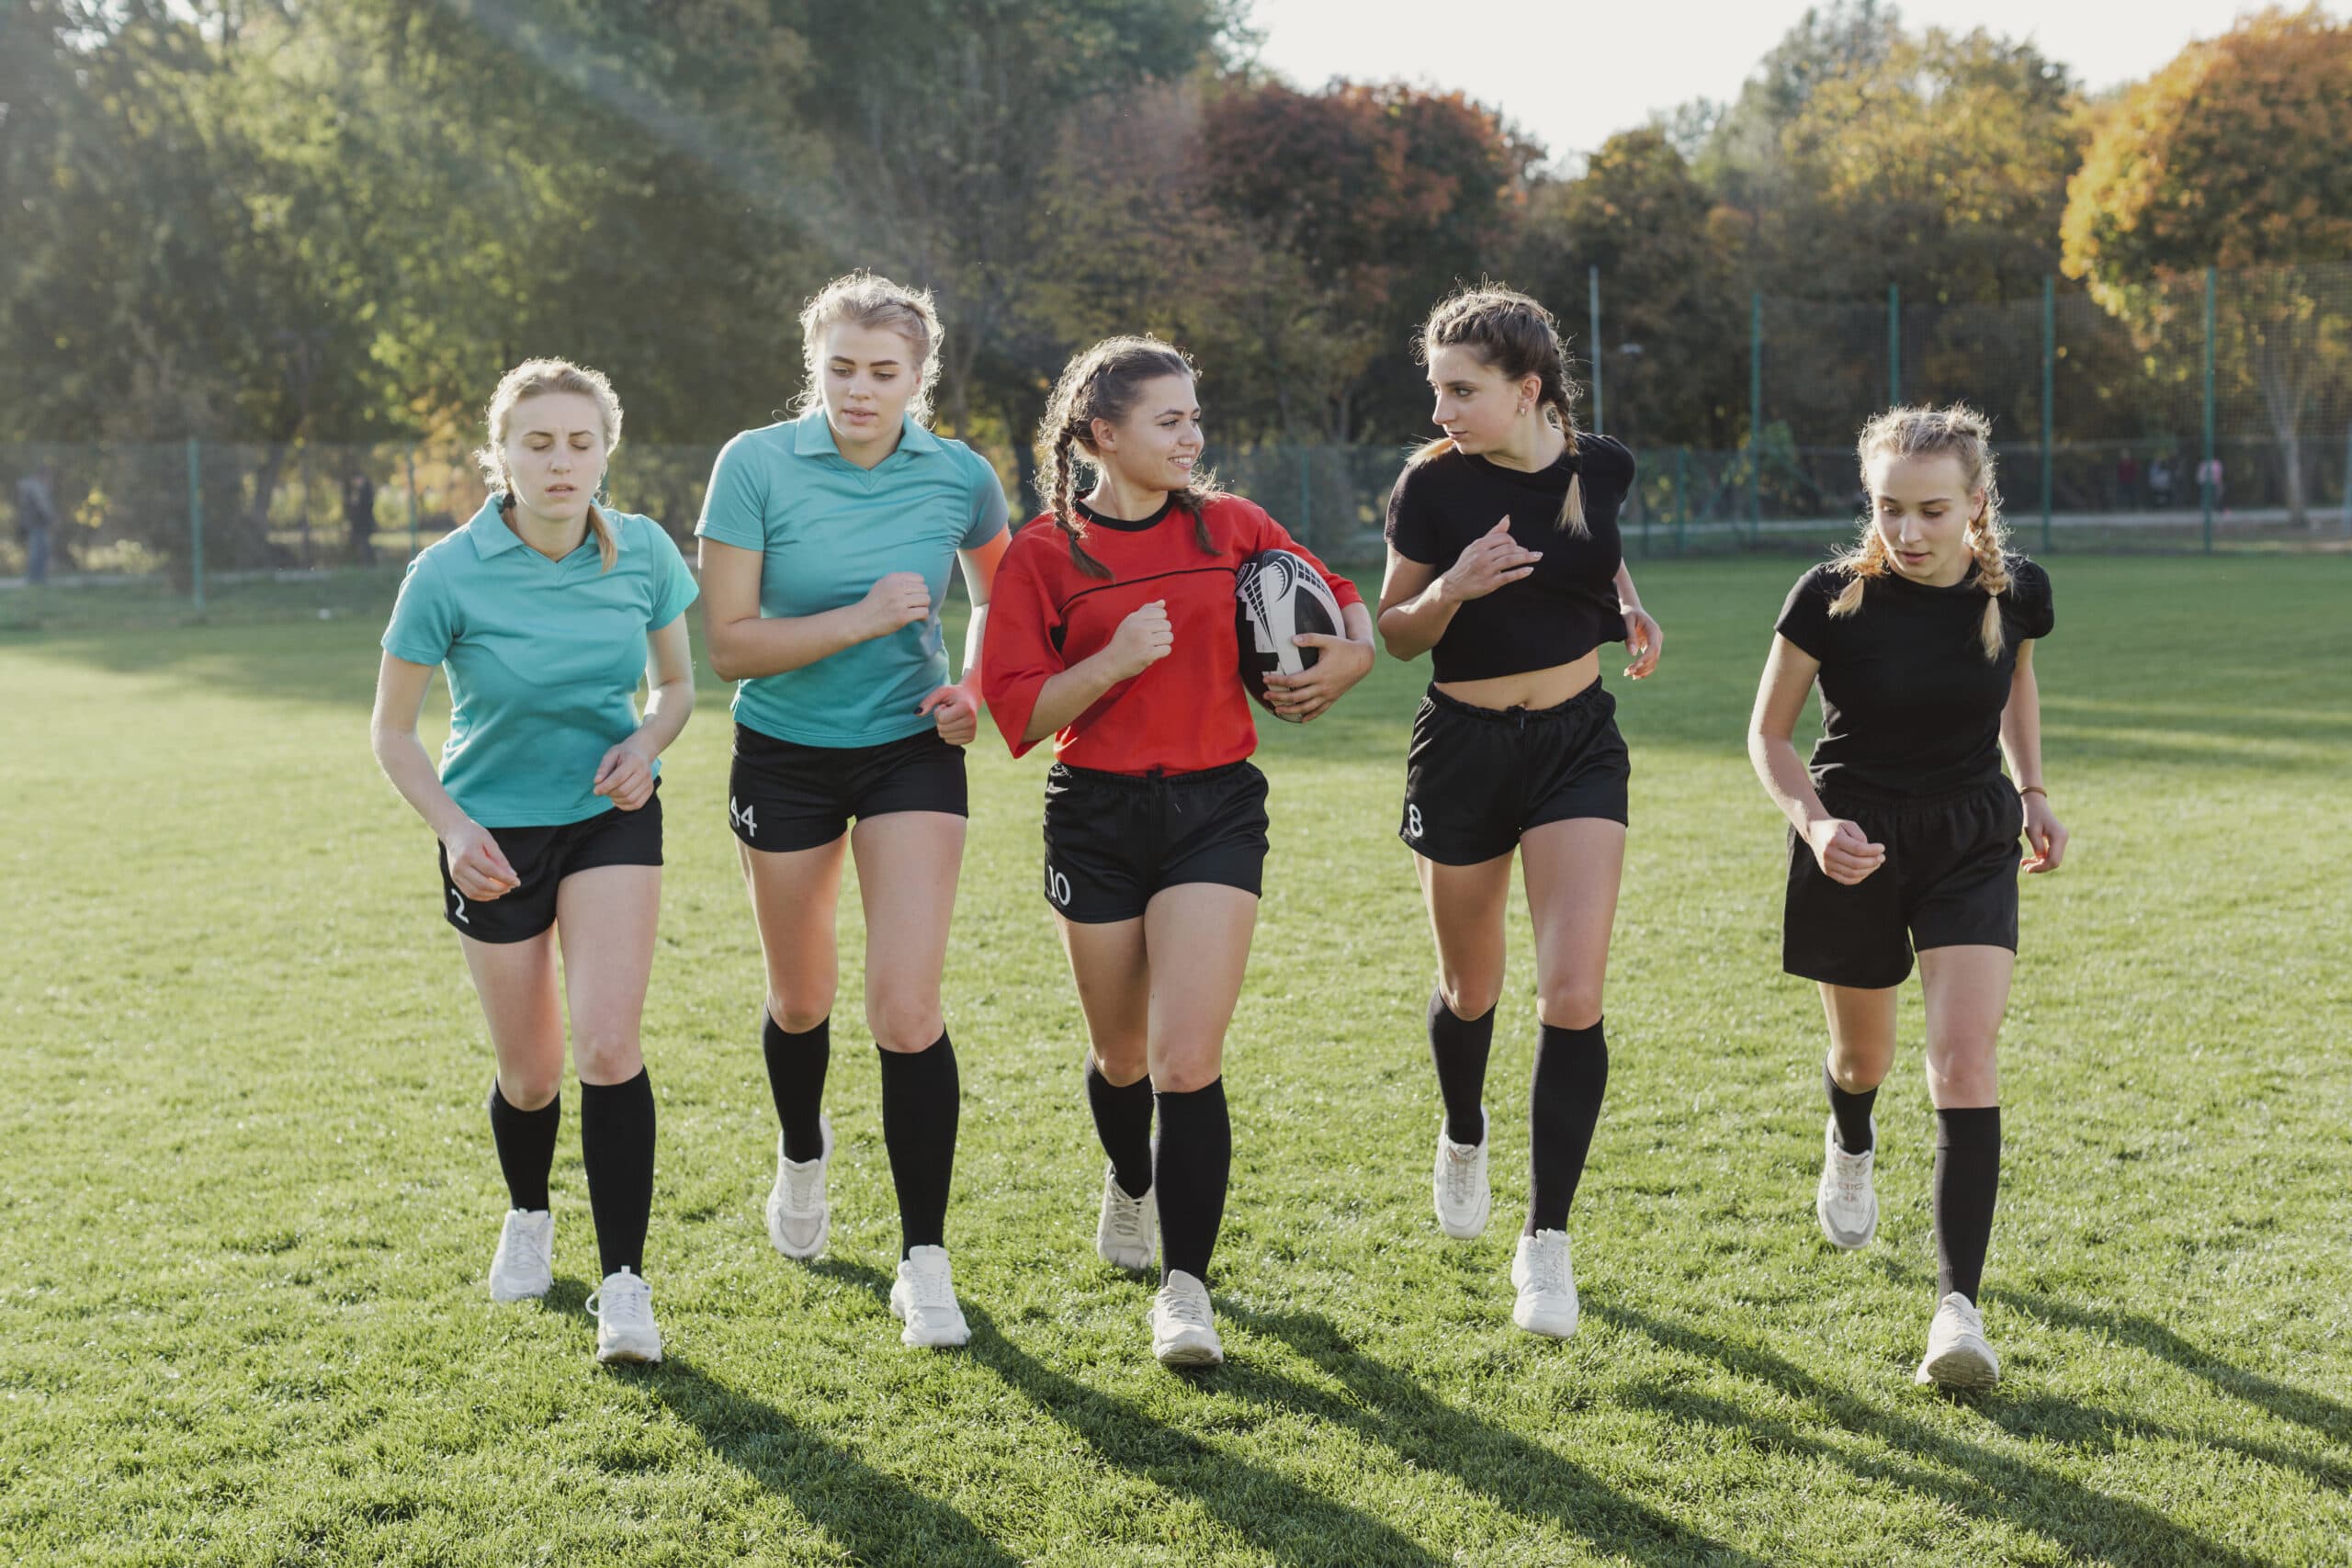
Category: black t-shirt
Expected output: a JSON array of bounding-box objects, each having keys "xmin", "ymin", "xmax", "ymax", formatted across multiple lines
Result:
[
  {"xmin": 1774, "ymin": 557, "xmax": 2055, "ymax": 798},
  {"xmin": 1384, "ymin": 434, "xmax": 1634, "ymax": 682}
]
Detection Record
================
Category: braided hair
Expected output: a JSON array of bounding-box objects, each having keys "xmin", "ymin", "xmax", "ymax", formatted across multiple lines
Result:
[
  {"xmin": 1833, "ymin": 403, "xmax": 2013, "ymax": 660},
  {"xmin": 1410, "ymin": 285, "xmax": 1589, "ymax": 536},
  {"xmin": 1034, "ymin": 336, "xmax": 1221, "ymax": 581}
]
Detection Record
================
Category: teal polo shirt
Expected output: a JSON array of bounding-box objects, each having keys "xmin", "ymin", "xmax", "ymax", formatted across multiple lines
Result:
[
  {"xmin": 381, "ymin": 500, "xmax": 699, "ymax": 828},
  {"xmin": 695, "ymin": 409, "xmax": 1009, "ymax": 748}
]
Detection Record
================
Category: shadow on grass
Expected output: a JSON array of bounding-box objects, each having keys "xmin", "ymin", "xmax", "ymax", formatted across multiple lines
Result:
[
  {"xmin": 1221, "ymin": 1302, "xmax": 1770, "ymax": 1567},
  {"xmin": 785, "ymin": 1255, "xmax": 1450, "ymax": 1568},
  {"xmin": 2002, "ymin": 1289, "xmax": 2352, "ymax": 1450},
  {"xmin": 637, "ymin": 1352, "xmax": 1021, "ymax": 1568},
  {"xmin": 1597, "ymin": 1301, "xmax": 2275, "ymax": 1568}
]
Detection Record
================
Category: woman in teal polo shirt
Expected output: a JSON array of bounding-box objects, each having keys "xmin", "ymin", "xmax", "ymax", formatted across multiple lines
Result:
[
  {"xmin": 371, "ymin": 358, "xmax": 697, "ymax": 1366},
  {"xmin": 698, "ymin": 272, "xmax": 1010, "ymax": 1350}
]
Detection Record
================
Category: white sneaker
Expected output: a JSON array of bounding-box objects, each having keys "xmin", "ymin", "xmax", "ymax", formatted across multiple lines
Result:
[
  {"xmin": 888, "ymin": 1245, "xmax": 971, "ymax": 1348},
  {"xmin": 1916, "ymin": 1292, "xmax": 1999, "ymax": 1388},
  {"xmin": 488, "ymin": 1209, "xmax": 554, "ymax": 1302},
  {"xmin": 1510, "ymin": 1229, "xmax": 1579, "ymax": 1338},
  {"xmin": 586, "ymin": 1268, "xmax": 663, "ymax": 1364},
  {"xmin": 1149, "ymin": 1269, "xmax": 1223, "ymax": 1367},
  {"xmin": 765, "ymin": 1115, "xmax": 831, "ymax": 1259},
  {"xmin": 1432, "ymin": 1107, "xmax": 1492, "ymax": 1239},
  {"xmin": 1095, "ymin": 1166, "xmax": 1157, "ymax": 1271},
  {"xmin": 1815, "ymin": 1115, "xmax": 1879, "ymax": 1250}
]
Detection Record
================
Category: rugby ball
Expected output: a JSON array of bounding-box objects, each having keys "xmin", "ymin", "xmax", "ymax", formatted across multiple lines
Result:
[{"xmin": 1235, "ymin": 548, "xmax": 1342, "ymax": 721}]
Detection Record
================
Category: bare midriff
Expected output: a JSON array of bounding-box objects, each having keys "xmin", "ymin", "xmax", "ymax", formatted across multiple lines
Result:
[{"xmin": 1432, "ymin": 649, "xmax": 1599, "ymax": 711}]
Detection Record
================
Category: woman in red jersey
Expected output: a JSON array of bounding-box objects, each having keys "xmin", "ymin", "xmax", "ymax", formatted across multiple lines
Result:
[{"xmin": 983, "ymin": 336, "xmax": 1374, "ymax": 1369}]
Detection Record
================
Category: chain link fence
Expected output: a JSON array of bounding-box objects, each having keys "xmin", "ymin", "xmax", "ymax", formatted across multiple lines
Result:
[{"xmin": 6, "ymin": 263, "xmax": 2346, "ymax": 596}]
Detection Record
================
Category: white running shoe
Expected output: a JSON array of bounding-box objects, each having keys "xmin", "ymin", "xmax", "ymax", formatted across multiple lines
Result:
[
  {"xmin": 488, "ymin": 1209, "xmax": 554, "ymax": 1302},
  {"xmin": 1510, "ymin": 1229, "xmax": 1580, "ymax": 1338},
  {"xmin": 888, "ymin": 1245, "xmax": 971, "ymax": 1348},
  {"xmin": 765, "ymin": 1115, "xmax": 831, "ymax": 1259},
  {"xmin": 1431, "ymin": 1107, "xmax": 1492, "ymax": 1239},
  {"xmin": 586, "ymin": 1268, "xmax": 663, "ymax": 1364},
  {"xmin": 1815, "ymin": 1114, "xmax": 1880, "ymax": 1250},
  {"xmin": 1095, "ymin": 1167, "xmax": 1157, "ymax": 1271},
  {"xmin": 1149, "ymin": 1269, "xmax": 1223, "ymax": 1367},
  {"xmin": 1916, "ymin": 1292, "xmax": 1999, "ymax": 1389}
]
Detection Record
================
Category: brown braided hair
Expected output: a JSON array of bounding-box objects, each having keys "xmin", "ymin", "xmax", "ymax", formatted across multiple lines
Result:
[
  {"xmin": 1833, "ymin": 403, "xmax": 2012, "ymax": 660},
  {"xmin": 1410, "ymin": 285, "xmax": 1589, "ymax": 536},
  {"xmin": 1034, "ymin": 336, "xmax": 1222, "ymax": 581}
]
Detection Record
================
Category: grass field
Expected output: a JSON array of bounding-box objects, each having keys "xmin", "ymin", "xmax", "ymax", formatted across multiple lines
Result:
[{"xmin": 2, "ymin": 554, "xmax": 2348, "ymax": 1566}]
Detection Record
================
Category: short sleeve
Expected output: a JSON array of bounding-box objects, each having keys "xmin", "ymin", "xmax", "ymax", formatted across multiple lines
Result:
[
  {"xmin": 694, "ymin": 434, "xmax": 768, "ymax": 552},
  {"xmin": 2006, "ymin": 558, "xmax": 2053, "ymax": 641},
  {"xmin": 960, "ymin": 450, "xmax": 1011, "ymax": 550},
  {"xmin": 644, "ymin": 520, "xmax": 699, "ymax": 628},
  {"xmin": 381, "ymin": 550, "xmax": 456, "ymax": 666},
  {"xmin": 1773, "ymin": 566, "xmax": 1838, "ymax": 660},
  {"xmin": 1579, "ymin": 433, "xmax": 1639, "ymax": 498},
  {"xmin": 1383, "ymin": 463, "xmax": 1441, "ymax": 564},
  {"xmin": 978, "ymin": 536, "xmax": 1069, "ymax": 758},
  {"xmin": 1242, "ymin": 500, "xmax": 1363, "ymax": 608}
]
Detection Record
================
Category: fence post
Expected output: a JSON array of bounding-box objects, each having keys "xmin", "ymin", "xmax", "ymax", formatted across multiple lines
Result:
[
  {"xmin": 1673, "ymin": 446, "xmax": 1688, "ymax": 556},
  {"xmin": 1888, "ymin": 282, "xmax": 1901, "ymax": 406},
  {"xmin": 1295, "ymin": 446, "xmax": 1311, "ymax": 547},
  {"xmin": 2201, "ymin": 265, "xmax": 2216, "ymax": 553},
  {"xmin": 1749, "ymin": 292, "xmax": 1763, "ymax": 542},
  {"xmin": 2041, "ymin": 275, "xmax": 2055, "ymax": 554},
  {"xmin": 2341, "ymin": 422, "xmax": 2352, "ymax": 536},
  {"xmin": 187, "ymin": 437, "xmax": 205, "ymax": 613},
  {"xmin": 1589, "ymin": 265, "xmax": 1604, "ymax": 436},
  {"xmin": 407, "ymin": 447, "xmax": 420, "ymax": 559}
]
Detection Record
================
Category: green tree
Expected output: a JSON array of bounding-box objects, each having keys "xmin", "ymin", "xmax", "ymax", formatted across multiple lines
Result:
[{"xmin": 2062, "ymin": 6, "xmax": 2352, "ymax": 523}]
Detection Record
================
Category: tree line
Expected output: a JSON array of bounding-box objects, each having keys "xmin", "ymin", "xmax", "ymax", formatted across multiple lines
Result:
[{"xmin": 4, "ymin": 1, "xmax": 2346, "ymax": 511}]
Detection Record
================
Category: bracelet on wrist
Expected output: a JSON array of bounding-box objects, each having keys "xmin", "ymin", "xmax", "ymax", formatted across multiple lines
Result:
[{"xmin": 2018, "ymin": 784, "xmax": 2047, "ymax": 800}]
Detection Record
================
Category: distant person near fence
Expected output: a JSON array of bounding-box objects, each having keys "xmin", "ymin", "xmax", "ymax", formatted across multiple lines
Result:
[
  {"xmin": 2197, "ymin": 455, "xmax": 2226, "ymax": 516},
  {"xmin": 345, "ymin": 470, "xmax": 377, "ymax": 566},
  {"xmin": 14, "ymin": 462, "xmax": 57, "ymax": 584}
]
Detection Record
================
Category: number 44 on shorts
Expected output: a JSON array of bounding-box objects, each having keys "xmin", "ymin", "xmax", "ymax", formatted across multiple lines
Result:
[{"xmin": 729, "ymin": 797, "xmax": 758, "ymax": 839}]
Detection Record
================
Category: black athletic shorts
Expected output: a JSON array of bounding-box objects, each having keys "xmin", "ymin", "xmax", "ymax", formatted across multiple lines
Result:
[
  {"xmin": 728, "ymin": 722, "xmax": 967, "ymax": 853},
  {"xmin": 1041, "ymin": 760, "xmax": 1271, "ymax": 924},
  {"xmin": 438, "ymin": 784, "xmax": 664, "ymax": 944},
  {"xmin": 1398, "ymin": 682, "xmax": 1630, "ymax": 865},
  {"xmin": 1781, "ymin": 775, "xmax": 2023, "ymax": 988}
]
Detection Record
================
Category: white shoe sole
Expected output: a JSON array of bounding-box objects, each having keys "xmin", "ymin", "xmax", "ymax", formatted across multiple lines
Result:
[
  {"xmin": 1512, "ymin": 1300, "xmax": 1579, "ymax": 1339},
  {"xmin": 596, "ymin": 1332, "xmax": 664, "ymax": 1365},
  {"xmin": 1916, "ymin": 1341, "xmax": 1998, "ymax": 1388},
  {"xmin": 1154, "ymin": 1328, "xmax": 1223, "ymax": 1367},
  {"xmin": 1099, "ymin": 1240, "xmax": 1152, "ymax": 1270},
  {"xmin": 490, "ymin": 1276, "xmax": 551, "ymax": 1303}
]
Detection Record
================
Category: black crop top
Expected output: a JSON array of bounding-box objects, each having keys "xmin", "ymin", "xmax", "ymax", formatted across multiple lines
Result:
[
  {"xmin": 1384, "ymin": 434, "xmax": 1635, "ymax": 682},
  {"xmin": 1774, "ymin": 556, "xmax": 2055, "ymax": 799}
]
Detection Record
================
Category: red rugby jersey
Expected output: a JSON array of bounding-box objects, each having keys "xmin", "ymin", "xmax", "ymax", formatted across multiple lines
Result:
[{"xmin": 982, "ymin": 492, "xmax": 1363, "ymax": 774}]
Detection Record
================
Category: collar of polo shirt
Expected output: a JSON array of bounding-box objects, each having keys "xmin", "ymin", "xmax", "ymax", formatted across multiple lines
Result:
[
  {"xmin": 792, "ymin": 406, "xmax": 943, "ymax": 459},
  {"xmin": 463, "ymin": 494, "xmax": 629, "ymax": 558}
]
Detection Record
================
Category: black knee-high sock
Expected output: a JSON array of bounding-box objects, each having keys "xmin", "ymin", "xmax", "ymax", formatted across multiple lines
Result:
[
  {"xmin": 877, "ymin": 1032, "xmax": 959, "ymax": 1258},
  {"xmin": 579, "ymin": 1069, "xmax": 656, "ymax": 1280},
  {"xmin": 1527, "ymin": 1020, "xmax": 1609, "ymax": 1235},
  {"xmin": 1933, "ymin": 1106, "xmax": 2001, "ymax": 1303},
  {"xmin": 1826, "ymin": 1060, "xmax": 1878, "ymax": 1155},
  {"xmin": 488, "ymin": 1078, "xmax": 560, "ymax": 1212},
  {"xmin": 1428, "ymin": 989, "xmax": 1495, "ymax": 1146},
  {"xmin": 1086, "ymin": 1058, "xmax": 1155, "ymax": 1200},
  {"xmin": 1153, "ymin": 1079, "xmax": 1231, "ymax": 1285},
  {"xmin": 762, "ymin": 1010, "xmax": 831, "ymax": 1163}
]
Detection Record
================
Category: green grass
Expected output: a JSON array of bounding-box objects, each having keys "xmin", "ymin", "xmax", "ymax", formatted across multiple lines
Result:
[{"xmin": 2, "ymin": 555, "xmax": 2347, "ymax": 1566}]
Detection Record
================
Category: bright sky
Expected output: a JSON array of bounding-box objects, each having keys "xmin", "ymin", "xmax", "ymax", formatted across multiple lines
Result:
[{"xmin": 1246, "ymin": 0, "xmax": 2337, "ymax": 167}]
